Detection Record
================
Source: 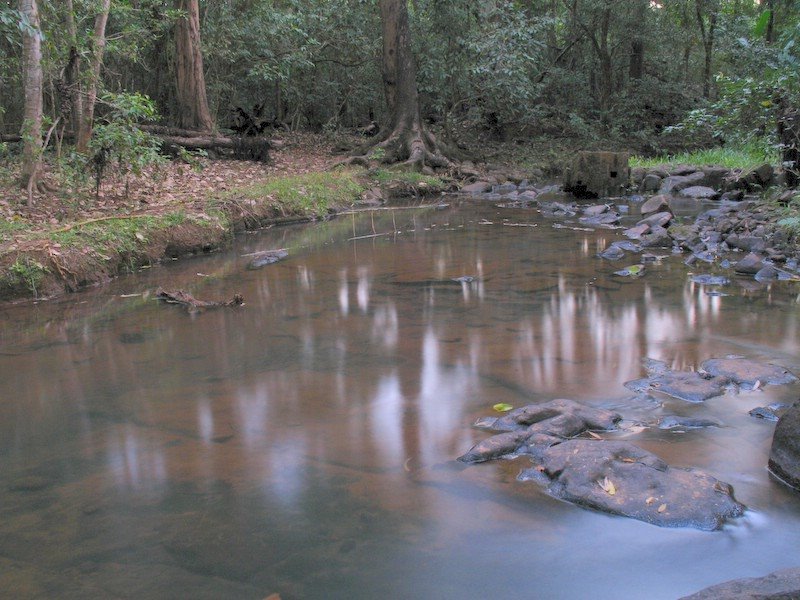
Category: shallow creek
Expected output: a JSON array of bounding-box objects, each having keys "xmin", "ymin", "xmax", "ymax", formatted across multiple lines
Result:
[{"xmin": 2, "ymin": 198, "xmax": 800, "ymax": 599}]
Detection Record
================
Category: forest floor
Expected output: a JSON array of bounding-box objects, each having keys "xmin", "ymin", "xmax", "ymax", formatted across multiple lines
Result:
[{"xmin": 1, "ymin": 131, "xmax": 547, "ymax": 303}]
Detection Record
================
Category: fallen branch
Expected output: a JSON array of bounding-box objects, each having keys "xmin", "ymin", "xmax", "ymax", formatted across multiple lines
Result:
[{"xmin": 155, "ymin": 287, "xmax": 244, "ymax": 311}]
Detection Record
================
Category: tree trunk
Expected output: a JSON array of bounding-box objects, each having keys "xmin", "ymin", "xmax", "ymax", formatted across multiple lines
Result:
[
  {"xmin": 64, "ymin": 0, "xmax": 84, "ymax": 135},
  {"xmin": 695, "ymin": 0, "xmax": 717, "ymax": 100},
  {"xmin": 19, "ymin": 0, "xmax": 43, "ymax": 192},
  {"xmin": 628, "ymin": 0, "xmax": 647, "ymax": 81},
  {"xmin": 175, "ymin": 0, "xmax": 214, "ymax": 132},
  {"xmin": 350, "ymin": 0, "xmax": 452, "ymax": 171},
  {"xmin": 76, "ymin": 0, "xmax": 111, "ymax": 152}
]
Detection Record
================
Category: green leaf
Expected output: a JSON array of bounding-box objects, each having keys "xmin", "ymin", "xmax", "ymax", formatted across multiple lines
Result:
[
  {"xmin": 492, "ymin": 403, "xmax": 514, "ymax": 413},
  {"xmin": 614, "ymin": 264, "xmax": 645, "ymax": 277},
  {"xmin": 753, "ymin": 10, "xmax": 771, "ymax": 39}
]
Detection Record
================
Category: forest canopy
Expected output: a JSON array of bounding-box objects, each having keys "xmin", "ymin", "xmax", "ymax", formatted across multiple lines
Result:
[{"xmin": 1, "ymin": 0, "xmax": 799, "ymax": 168}]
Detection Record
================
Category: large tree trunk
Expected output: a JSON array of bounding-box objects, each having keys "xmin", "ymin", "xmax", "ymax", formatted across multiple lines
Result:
[
  {"xmin": 349, "ymin": 0, "xmax": 452, "ymax": 171},
  {"xmin": 175, "ymin": 0, "xmax": 213, "ymax": 132},
  {"xmin": 19, "ymin": 0, "xmax": 43, "ymax": 192},
  {"xmin": 76, "ymin": 0, "xmax": 111, "ymax": 152}
]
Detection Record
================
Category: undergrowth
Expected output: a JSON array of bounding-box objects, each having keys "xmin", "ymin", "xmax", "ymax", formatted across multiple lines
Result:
[{"xmin": 631, "ymin": 143, "xmax": 778, "ymax": 170}]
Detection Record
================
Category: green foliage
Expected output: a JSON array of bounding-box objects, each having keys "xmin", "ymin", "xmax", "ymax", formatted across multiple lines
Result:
[
  {"xmin": 89, "ymin": 91, "xmax": 164, "ymax": 193},
  {"xmin": 6, "ymin": 257, "xmax": 48, "ymax": 297}
]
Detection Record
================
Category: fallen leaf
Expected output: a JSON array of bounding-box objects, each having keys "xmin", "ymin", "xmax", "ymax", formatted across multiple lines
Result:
[
  {"xmin": 658, "ymin": 503, "xmax": 667, "ymax": 513},
  {"xmin": 598, "ymin": 477, "xmax": 616, "ymax": 495},
  {"xmin": 646, "ymin": 496, "xmax": 656, "ymax": 505},
  {"xmin": 492, "ymin": 403, "xmax": 514, "ymax": 412}
]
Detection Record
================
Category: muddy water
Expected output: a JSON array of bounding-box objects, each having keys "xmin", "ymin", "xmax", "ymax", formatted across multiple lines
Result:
[{"xmin": 2, "ymin": 199, "xmax": 800, "ymax": 599}]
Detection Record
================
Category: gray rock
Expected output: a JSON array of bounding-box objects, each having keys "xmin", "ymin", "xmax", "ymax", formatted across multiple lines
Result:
[
  {"xmin": 624, "ymin": 223, "xmax": 650, "ymax": 240},
  {"xmin": 680, "ymin": 185, "xmax": 719, "ymax": 199},
  {"xmin": 640, "ymin": 173, "xmax": 663, "ymax": 194},
  {"xmin": 658, "ymin": 416, "xmax": 722, "ymax": 430},
  {"xmin": 639, "ymin": 226, "xmax": 673, "ymax": 248},
  {"xmin": 461, "ymin": 181, "xmax": 492, "ymax": 194},
  {"xmin": 640, "ymin": 194, "xmax": 670, "ymax": 214},
  {"xmin": 659, "ymin": 172, "xmax": 705, "ymax": 194},
  {"xmin": 528, "ymin": 439, "xmax": 744, "ymax": 530},
  {"xmin": 625, "ymin": 369, "xmax": 729, "ymax": 403},
  {"xmin": 770, "ymin": 403, "xmax": 800, "ymax": 490},
  {"xmin": 701, "ymin": 357, "xmax": 798, "ymax": 387},
  {"xmin": 691, "ymin": 274, "xmax": 730, "ymax": 286},
  {"xmin": 599, "ymin": 246, "xmax": 626, "ymax": 261},
  {"xmin": 734, "ymin": 253, "xmax": 765, "ymax": 274},
  {"xmin": 755, "ymin": 265, "xmax": 779, "ymax": 282},
  {"xmin": 247, "ymin": 249, "xmax": 288, "ymax": 269},
  {"xmin": 726, "ymin": 234, "xmax": 766, "ymax": 253},
  {"xmin": 579, "ymin": 212, "xmax": 620, "ymax": 227},
  {"xmin": 582, "ymin": 204, "xmax": 611, "ymax": 217},
  {"xmin": 679, "ymin": 567, "xmax": 800, "ymax": 599},
  {"xmin": 637, "ymin": 211, "xmax": 673, "ymax": 228}
]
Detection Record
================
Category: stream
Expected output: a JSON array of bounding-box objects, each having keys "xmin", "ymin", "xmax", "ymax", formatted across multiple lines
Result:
[{"xmin": 2, "ymin": 198, "xmax": 800, "ymax": 599}]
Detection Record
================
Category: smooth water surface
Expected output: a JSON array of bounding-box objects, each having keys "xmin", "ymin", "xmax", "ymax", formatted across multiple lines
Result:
[{"xmin": 2, "ymin": 199, "xmax": 800, "ymax": 599}]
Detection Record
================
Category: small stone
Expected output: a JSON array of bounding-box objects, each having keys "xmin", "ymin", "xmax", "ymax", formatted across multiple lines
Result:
[{"xmin": 734, "ymin": 253, "xmax": 764, "ymax": 275}]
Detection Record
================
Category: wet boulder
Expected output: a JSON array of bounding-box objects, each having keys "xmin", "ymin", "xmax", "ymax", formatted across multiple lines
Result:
[
  {"xmin": 679, "ymin": 567, "xmax": 800, "ymax": 599},
  {"xmin": 700, "ymin": 357, "xmax": 798, "ymax": 388},
  {"xmin": 490, "ymin": 398, "xmax": 621, "ymax": 433},
  {"xmin": 522, "ymin": 439, "xmax": 745, "ymax": 530},
  {"xmin": 458, "ymin": 399, "xmax": 622, "ymax": 464},
  {"xmin": 625, "ymin": 369, "xmax": 729, "ymax": 403},
  {"xmin": 769, "ymin": 402, "xmax": 800, "ymax": 490}
]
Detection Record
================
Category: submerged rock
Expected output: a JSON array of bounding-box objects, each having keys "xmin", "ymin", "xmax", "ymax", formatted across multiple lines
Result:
[
  {"xmin": 680, "ymin": 567, "xmax": 800, "ymax": 599},
  {"xmin": 700, "ymin": 357, "xmax": 798, "ymax": 387},
  {"xmin": 247, "ymin": 249, "xmax": 288, "ymax": 269},
  {"xmin": 626, "ymin": 369, "xmax": 729, "ymax": 403},
  {"xmin": 691, "ymin": 274, "xmax": 730, "ymax": 286},
  {"xmin": 657, "ymin": 416, "xmax": 722, "ymax": 430}
]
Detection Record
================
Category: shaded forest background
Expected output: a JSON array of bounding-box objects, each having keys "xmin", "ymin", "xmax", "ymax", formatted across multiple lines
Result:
[{"xmin": 1, "ymin": 0, "xmax": 799, "ymax": 169}]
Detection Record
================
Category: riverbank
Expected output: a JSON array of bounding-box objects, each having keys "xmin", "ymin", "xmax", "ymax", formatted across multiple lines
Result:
[
  {"xmin": 2, "ymin": 132, "xmax": 798, "ymax": 303},
  {"xmin": 0, "ymin": 133, "xmax": 454, "ymax": 303}
]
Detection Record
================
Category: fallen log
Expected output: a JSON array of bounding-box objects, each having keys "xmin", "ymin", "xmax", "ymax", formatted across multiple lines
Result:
[
  {"xmin": 155, "ymin": 287, "xmax": 244, "ymax": 312},
  {"xmin": 155, "ymin": 133, "xmax": 272, "ymax": 162}
]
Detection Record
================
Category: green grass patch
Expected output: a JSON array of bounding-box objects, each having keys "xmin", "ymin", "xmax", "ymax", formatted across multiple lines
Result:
[
  {"xmin": 0, "ymin": 216, "xmax": 32, "ymax": 243},
  {"xmin": 232, "ymin": 170, "xmax": 366, "ymax": 216},
  {"xmin": 49, "ymin": 212, "xmax": 186, "ymax": 253},
  {"xmin": 631, "ymin": 143, "xmax": 778, "ymax": 170}
]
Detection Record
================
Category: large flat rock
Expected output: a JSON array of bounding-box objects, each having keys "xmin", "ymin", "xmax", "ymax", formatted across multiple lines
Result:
[{"xmin": 679, "ymin": 567, "xmax": 800, "ymax": 599}]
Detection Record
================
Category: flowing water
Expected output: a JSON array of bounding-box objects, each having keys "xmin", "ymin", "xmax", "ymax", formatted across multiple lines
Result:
[{"xmin": 2, "ymin": 198, "xmax": 800, "ymax": 599}]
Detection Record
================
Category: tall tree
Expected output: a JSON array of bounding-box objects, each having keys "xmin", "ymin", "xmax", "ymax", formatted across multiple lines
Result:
[
  {"xmin": 695, "ymin": 0, "xmax": 718, "ymax": 99},
  {"xmin": 19, "ymin": 0, "xmax": 43, "ymax": 193},
  {"xmin": 76, "ymin": 0, "xmax": 111, "ymax": 152},
  {"xmin": 351, "ymin": 0, "xmax": 453, "ymax": 171},
  {"xmin": 174, "ymin": 0, "xmax": 213, "ymax": 131}
]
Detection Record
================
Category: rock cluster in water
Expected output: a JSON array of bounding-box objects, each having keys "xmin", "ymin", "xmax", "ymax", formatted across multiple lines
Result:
[
  {"xmin": 458, "ymin": 398, "xmax": 745, "ymax": 531},
  {"xmin": 460, "ymin": 162, "xmax": 800, "ymax": 285},
  {"xmin": 458, "ymin": 357, "xmax": 799, "ymax": 530}
]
